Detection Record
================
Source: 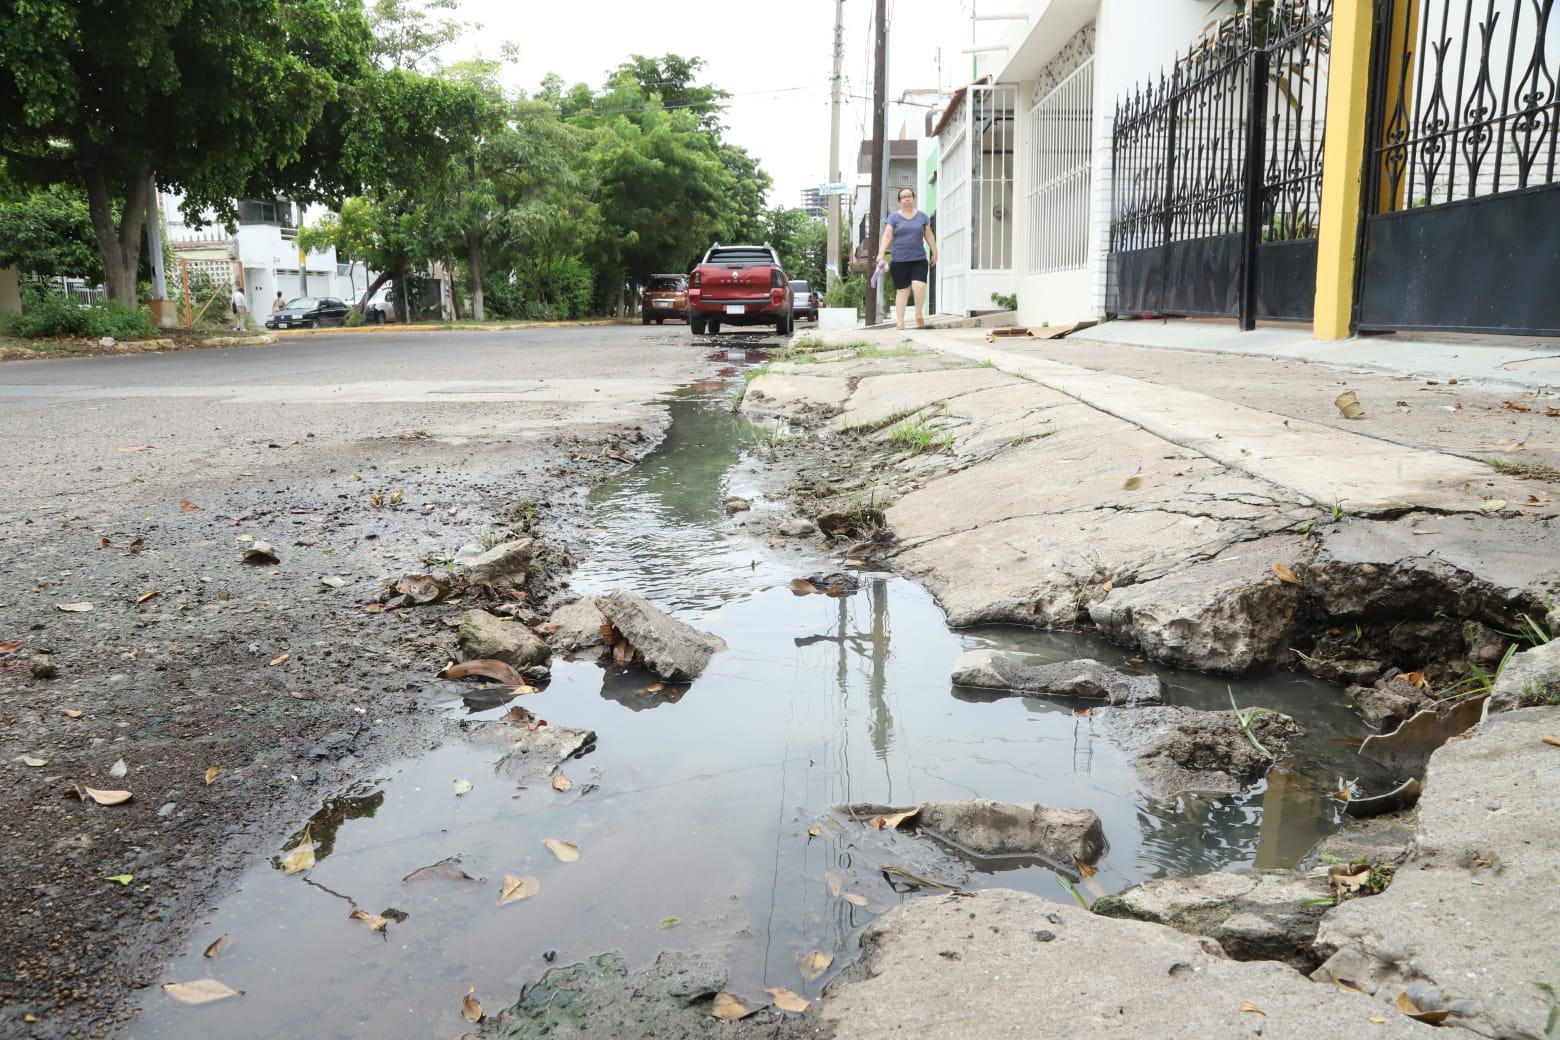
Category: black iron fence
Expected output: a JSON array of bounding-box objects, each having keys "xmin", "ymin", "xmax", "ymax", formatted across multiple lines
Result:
[
  {"xmin": 1108, "ymin": 0, "xmax": 1334, "ymax": 327},
  {"xmin": 1358, "ymin": 0, "xmax": 1560, "ymax": 335}
]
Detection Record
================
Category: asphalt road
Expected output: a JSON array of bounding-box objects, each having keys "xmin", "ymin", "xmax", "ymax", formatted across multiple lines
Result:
[{"xmin": 0, "ymin": 323, "xmax": 747, "ymax": 1036}]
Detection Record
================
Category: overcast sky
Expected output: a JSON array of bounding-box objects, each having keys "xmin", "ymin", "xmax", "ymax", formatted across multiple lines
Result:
[{"xmin": 452, "ymin": 0, "xmax": 983, "ymax": 208}]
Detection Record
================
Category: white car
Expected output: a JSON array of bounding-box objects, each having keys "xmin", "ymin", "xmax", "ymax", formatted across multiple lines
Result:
[{"xmin": 364, "ymin": 287, "xmax": 394, "ymax": 324}]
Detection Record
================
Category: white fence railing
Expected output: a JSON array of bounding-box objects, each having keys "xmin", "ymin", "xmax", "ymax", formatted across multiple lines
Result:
[{"xmin": 1026, "ymin": 58, "xmax": 1094, "ymax": 275}]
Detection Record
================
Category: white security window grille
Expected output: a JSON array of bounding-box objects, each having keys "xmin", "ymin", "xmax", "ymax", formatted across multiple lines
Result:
[
  {"xmin": 938, "ymin": 95, "xmax": 971, "ymax": 313},
  {"xmin": 1026, "ymin": 58, "xmax": 1095, "ymax": 274},
  {"xmin": 970, "ymin": 83, "xmax": 1017, "ymax": 271}
]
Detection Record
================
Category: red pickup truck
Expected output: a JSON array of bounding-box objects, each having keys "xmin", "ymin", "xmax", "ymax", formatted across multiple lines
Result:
[{"xmin": 686, "ymin": 244, "xmax": 794, "ymax": 336}]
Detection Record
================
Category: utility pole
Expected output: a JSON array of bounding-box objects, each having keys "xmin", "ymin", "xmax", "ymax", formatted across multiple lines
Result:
[
  {"xmin": 827, "ymin": 0, "xmax": 845, "ymax": 290},
  {"xmin": 865, "ymin": 0, "xmax": 887, "ymax": 326}
]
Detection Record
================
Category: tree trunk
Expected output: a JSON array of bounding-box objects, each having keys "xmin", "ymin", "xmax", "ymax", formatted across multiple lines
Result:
[
  {"xmin": 355, "ymin": 270, "xmax": 393, "ymax": 313},
  {"xmin": 466, "ymin": 231, "xmax": 485, "ymax": 322},
  {"xmin": 615, "ymin": 279, "xmax": 624, "ymax": 319},
  {"xmin": 81, "ymin": 157, "xmax": 151, "ymax": 305},
  {"xmin": 395, "ymin": 265, "xmax": 410, "ymax": 323}
]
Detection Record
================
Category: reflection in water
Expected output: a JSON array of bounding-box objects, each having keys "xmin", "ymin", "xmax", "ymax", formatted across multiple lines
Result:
[{"xmin": 135, "ymin": 385, "xmax": 1379, "ymax": 1040}]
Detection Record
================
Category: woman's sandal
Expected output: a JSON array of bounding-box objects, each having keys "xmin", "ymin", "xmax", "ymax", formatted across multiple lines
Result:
[
  {"xmin": 915, "ymin": 318, "xmax": 927, "ymax": 328},
  {"xmin": 895, "ymin": 321, "xmax": 906, "ymax": 330}
]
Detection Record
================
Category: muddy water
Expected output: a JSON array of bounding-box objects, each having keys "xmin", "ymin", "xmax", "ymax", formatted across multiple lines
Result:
[{"xmin": 133, "ymin": 384, "xmax": 1380, "ymax": 1039}]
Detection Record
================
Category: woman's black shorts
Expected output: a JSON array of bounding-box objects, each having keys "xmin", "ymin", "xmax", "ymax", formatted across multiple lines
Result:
[{"xmin": 888, "ymin": 258, "xmax": 929, "ymax": 285}]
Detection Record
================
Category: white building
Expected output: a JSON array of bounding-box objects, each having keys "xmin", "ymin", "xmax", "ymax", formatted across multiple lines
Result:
[
  {"xmin": 932, "ymin": 0, "xmax": 1216, "ymax": 325},
  {"xmin": 159, "ymin": 194, "xmax": 373, "ymax": 318}
]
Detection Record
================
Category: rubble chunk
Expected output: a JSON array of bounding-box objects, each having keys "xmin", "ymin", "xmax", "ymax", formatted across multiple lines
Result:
[
  {"xmin": 951, "ymin": 650, "xmax": 1162, "ymax": 705},
  {"xmin": 598, "ymin": 590, "xmax": 726, "ymax": 681}
]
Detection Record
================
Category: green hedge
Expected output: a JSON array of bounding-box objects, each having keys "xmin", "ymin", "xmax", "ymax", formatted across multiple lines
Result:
[{"xmin": 2, "ymin": 285, "xmax": 157, "ymax": 340}]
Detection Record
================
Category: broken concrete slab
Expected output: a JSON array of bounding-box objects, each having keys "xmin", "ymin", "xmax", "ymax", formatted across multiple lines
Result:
[
  {"xmin": 740, "ymin": 373, "xmax": 851, "ymax": 417},
  {"xmin": 1313, "ymin": 706, "xmax": 1560, "ymax": 1039},
  {"xmin": 1093, "ymin": 869, "xmax": 1332, "ymax": 971},
  {"xmin": 916, "ymin": 799, "xmax": 1105, "ymax": 865},
  {"xmin": 838, "ymin": 367, "xmax": 1018, "ymax": 430},
  {"xmin": 488, "ymin": 725, "xmax": 595, "ymax": 787},
  {"xmin": 814, "ymin": 891, "xmax": 1427, "ymax": 1039},
  {"xmin": 1093, "ymin": 705, "xmax": 1302, "ymax": 797},
  {"xmin": 491, "ymin": 951, "xmax": 737, "ymax": 1040},
  {"xmin": 459, "ymin": 609, "xmax": 551, "ymax": 668},
  {"xmin": 461, "ymin": 537, "xmax": 536, "ymax": 586},
  {"xmin": 950, "ymin": 649, "xmax": 1162, "ymax": 705},
  {"xmin": 1089, "ymin": 536, "xmax": 1309, "ymax": 673},
  {"xmin": 1488, "ymin": 638, "xmax": 1560, "ymax": 713},
  {"xmin": 598, "ymin": 589, "xmax": 726, "ymax": 681},
  {"xmin": 1358, "ymin": 694, "xmax": 1488, "ymax": 775},
  {"xmin": 545, "ymin": 596, "xmax": 607, "ymax": 654}
]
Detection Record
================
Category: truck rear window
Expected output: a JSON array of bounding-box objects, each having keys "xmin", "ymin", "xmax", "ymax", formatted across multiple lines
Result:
[
  {"xmin": 648, "ymin": 277, "xmax": 684, "ymax": 290},
  {"xmin": 706, "ymin": 249, "xmax": 773, "ymax": 265}
]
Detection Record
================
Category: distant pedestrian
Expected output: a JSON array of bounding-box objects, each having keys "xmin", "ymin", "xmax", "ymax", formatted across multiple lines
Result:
[
  {"xmin": 876, "ymin": 187, "xmax": 938, "ymax": 330},
  {"xmin": 271, "ymin": 291, "xmax": 286, "ymax": 314},
  {"xmin": 231, "ymin": 286, "xmax": 248, "ymax": 331}
]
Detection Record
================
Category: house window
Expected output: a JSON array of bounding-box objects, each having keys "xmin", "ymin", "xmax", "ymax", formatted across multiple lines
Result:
[{"xmin": 237, "ymin": 199, "xmax": 296, "ymax": 226}]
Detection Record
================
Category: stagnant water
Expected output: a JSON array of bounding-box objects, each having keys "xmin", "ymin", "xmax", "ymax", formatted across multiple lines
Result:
[{"xmin": 133, "ymin": 381, "xmax": 1385, "ymax": 1038}]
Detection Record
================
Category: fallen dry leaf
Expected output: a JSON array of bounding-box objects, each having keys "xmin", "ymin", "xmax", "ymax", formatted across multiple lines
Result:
[
  {"xmin": 179, "ymin": 501, "xmax": 200, "ymax": 512},
  {"xmin": 402, "ymin": 856, "xmax": 483, "ymax": 883},
  {"xmin": 552, "ymin": 772, "xmax": 573, "ymax": 792},
  {"xmin": 136, "ymin": 590, "xmax": 159, "ymax": 604},
  {"xmin": 868, "ymin": 807, "xmax": 920, "ymax": 830},
  {"xmin": 544, "ymin": 839, "xmax": 580, "ymax": 863},
  {"xmin": 60, "ymin": 708, "xmax": 83, "ymax": 719},
  {"xmin": 841, "ymin": 892, "xmax": 868, "ymax": 906},
  {"xmin": 462, "ymin": 987, "xmax": 484, "ymax": 1024},
  {"xmin": 79, "ymin": 787, "xmax": 132, "ymax": 806},
  {"xmin": 118, "ymin": 445, "xmax": 153, "ymax": 453},
  {"xmin": 768, "ymin": 987, "xmax": 811, "ymax": 1013},
  {"xmin": 712, "ymin": 992, "xmax": 751, "ymax": 1021},
  {"xmin": 452, "ymin": 778, "xmax": 474, "ymax": 796},
  {"xmin": 1478, "ymin": 499, "xmax": 1507, "ymax": 513},
  {"xmin": 105, "ymin": 873, "xmax": 133, "ymax": 885},
  {"xmin": 440, "ymin": 658, "xmax": 526, "ymax": 686},
  {"xmin": 1541, "ymin": 734, "xmax": 1560, "ymax": 748},
  {"xmin": 1272, "ymin": 562, "xmax": 1300, "ymax": 585},
  {"xmin": 0, "ymin": 640, "xmax": 21, "ymax": 654},
  {"xmin": 807, "ymin": 825, "xmax": 822, "ymax": 838},
  {"xmin": 1395, "ymin": 991, "xmax": 1451, "ymax": 1024},
  {"xmin": 267, "ymin": 652, "xmax": 289, "ymax": 667},
  {"xmin": 242, "ymin": 542, "xmax": 280, "ymax": 565},
  {"xmin": 203, "ymin": 934, "xmax": 233, "ymax": 959},
  {"xmin": 498, "ymin": 874, "xmax": 541, "ymax": 906},
  {"xmin": 799, "ymin": 950, "xmax": 833, "ymax": 981},
  {"xmin": 280, "ymin": 827, "xmax": 315, "ymax": 874},
  {"xmin": 1397, "ymin": 670, "xmax": 1428, "ymax": 690},
  {"xmin": 162, "ymin": 979, "xmax": 243, "ymax": 1005},
  {"xmin": 1240, "ymin": 1002, "xmax": 1265, "ymax": 1015},
  {"xmin": 57, "ymin": 602, "xmax": 94, "ymax": 613},
  {"xmin": 20, "ymin": 755, "xmax": 47, "ymax": 767},
  {"xmin": 1122, "ymin": 474, "xmax": 1144, "ymax": 491},
  {"xmin": 1075, "ymin": 858, "xmax": 1097, "ymax": 879},
  {"xmin": 204, "ymin": 765, "xmax": 220, "ymax": 785},
  {"xmin": 1369, "ymin": 1015, "xmax": 1388, "ymax": 1024},
  {"xmin": 1504, "ymin": 400, "xmax": 1532, "ymax": 413},
  {"xmin": 826, "ymin": 871, "xmax": 843, "ymax": 897},
  {"xmin": 789, "ymin": 578, "xmax": 817, "ymax": 596},
  {"xmin": 349, "ymin": 907, "xmax": 389, "ymax": 931},
  {"xmin": 1330, "ymin": 866, "xmax": 1372, "ymax": 895}
]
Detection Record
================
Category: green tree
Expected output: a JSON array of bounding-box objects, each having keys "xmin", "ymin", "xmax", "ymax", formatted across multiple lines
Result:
[
  {"xmin": 0, "ymin": 183, "xmax": 102, "ymax": 281},
  {"xmin": 764, "ymin": 207, "xmax": 826, "ymax": 287},
  {"xmin": 366, "ymin": 0, "xmax": 472, "ymax": 72},
  {"xmin": 0, "ymin": 0, "xmax": 374, "ymax": 304},
  {"xmin": 609, "ymin": 54, "xmax": 730, "ymax": 132}
]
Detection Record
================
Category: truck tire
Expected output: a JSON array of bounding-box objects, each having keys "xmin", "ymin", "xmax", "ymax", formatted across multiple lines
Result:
[
  {"xmin": 775, "ymin": 310, "xmax": 792, "ymax": 336},
  {"xmin": 641, "ymin": 312, "xmax": 651, "ymax": 325},
  {"xmin": 691, "ymin": 314, "xmax": 707, "ymax": 335},
  {"xmin": 709, "ymin": 320, "xmax": 721, "ymax": 335}
]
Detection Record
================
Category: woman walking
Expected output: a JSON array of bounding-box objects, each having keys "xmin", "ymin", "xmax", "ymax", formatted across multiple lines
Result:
[{"xmin": 876, "ymin": 187, "xmax": 938, "ymax": 329}]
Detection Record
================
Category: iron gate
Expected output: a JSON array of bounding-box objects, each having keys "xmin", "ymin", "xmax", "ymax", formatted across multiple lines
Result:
[
  {"xmin": 1357, "ymin": 0, "xmax": 1559, "ymax": 335},
  {"xmin": 1108, "ymin": 1, "xmax": 1333, "ymax": 328}
]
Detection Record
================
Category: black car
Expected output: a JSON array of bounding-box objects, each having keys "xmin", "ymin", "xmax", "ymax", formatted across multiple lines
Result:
[
  {"xmin": 265, "ymin": 297, "xmax": 350, "ymax": 330},
  {"xmin": 789, "ymin": 280, "xmax": 818, "ymax": 322}
]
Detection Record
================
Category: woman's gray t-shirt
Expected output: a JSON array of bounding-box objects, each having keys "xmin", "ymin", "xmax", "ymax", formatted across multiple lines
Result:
[{"xmin": 886, "ymin": 210, "xmax": 930, "ymax": 261}]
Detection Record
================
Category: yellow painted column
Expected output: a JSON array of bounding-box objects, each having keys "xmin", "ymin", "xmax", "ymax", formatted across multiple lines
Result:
[{"xmin": 1312, "ymin": 0, "xmax": 1378, "ymax": 340}]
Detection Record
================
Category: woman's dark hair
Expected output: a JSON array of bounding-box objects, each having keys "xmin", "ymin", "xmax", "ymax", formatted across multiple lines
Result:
[{"xmin": 898, "ymin": 187, "xmax": 915, "ymax": 200}]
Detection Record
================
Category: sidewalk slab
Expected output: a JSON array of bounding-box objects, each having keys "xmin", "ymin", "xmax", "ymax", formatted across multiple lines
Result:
[{"xmin": 896, "ymin": 329, "xmax": 1550, "ymax": 516}]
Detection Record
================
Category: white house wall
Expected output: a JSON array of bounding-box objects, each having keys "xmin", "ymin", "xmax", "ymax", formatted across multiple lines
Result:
[{"xmin": 999, "ymin": 0, "xmax": 1221, "ymax": 327}]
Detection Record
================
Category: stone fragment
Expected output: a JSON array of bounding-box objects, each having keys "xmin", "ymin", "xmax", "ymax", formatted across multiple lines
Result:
[
  {"xmin": 1094, "ymin": 705, "xmax": 1301, "ymax": 796},
  {"xmin": 1487, "ymin": 638, "xmax": 1560, "ymax": 713},
  {"xmin": 1313, "ymin": 706, "xmax": 1560, "ymax": 1039},
  {"xmin": 29, "ymin": 655, "xmax": 58, "ymax": 680},
  {"xmin": 813, "ymin": 891, "xmax": 1428, "ymax": 1039},
  {"xmin": 490, "ymin": 951, "xmax": 731, "ymax": 1039},
  {"xmin": 723, "ymin": 496, "xmax": 750, "ymax": 515},
  {"xmin": 598, "ymin": 590, "xmax": 726, "ymax": 681},
  {"xmin": 1092, "ymin": 869, "xmax": 1331, "ymax": 971},
  {"xmin": 916, "ymin": 799, "xmax": 1104, "ymax": 865},
  {"xmin": 546, "ymin": 597, "xmax": 608, "ymax": 653},
  {"xmin": 459, "ymin": 609, "xmax": 550, "ymax": 668},
  {"xmin": 1089, "ymin": 537, "xmax": 1308, "ymax": 673},
  {"xmin": 951, "ymin": 650, "xmax": 1162, "ymax": 705},
  {"xmin": 1347, "ymin": 682, "xmax": 1429, "ymax": 729},
  {"xmin": 462, "ymin": 538, "xmax": 535, "ymax": 585},
  {"xmin": 778, "ymin": 517, "xmax": 817, "ymax": 537},
  {"xmin": 490, "ymin": 725, "xmax": 596, "ymax": 787}
]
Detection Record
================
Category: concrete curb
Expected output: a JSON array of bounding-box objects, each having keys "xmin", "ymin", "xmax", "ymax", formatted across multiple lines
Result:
[{"xmin": 269, "ymin": 318, "xmax": 623, "ymax": 336}]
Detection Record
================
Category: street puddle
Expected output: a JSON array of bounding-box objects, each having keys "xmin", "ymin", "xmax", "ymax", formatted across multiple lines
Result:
[{"xmin": 133, "ymin": 383, "xmax": 1384, "ymax": 1037}]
